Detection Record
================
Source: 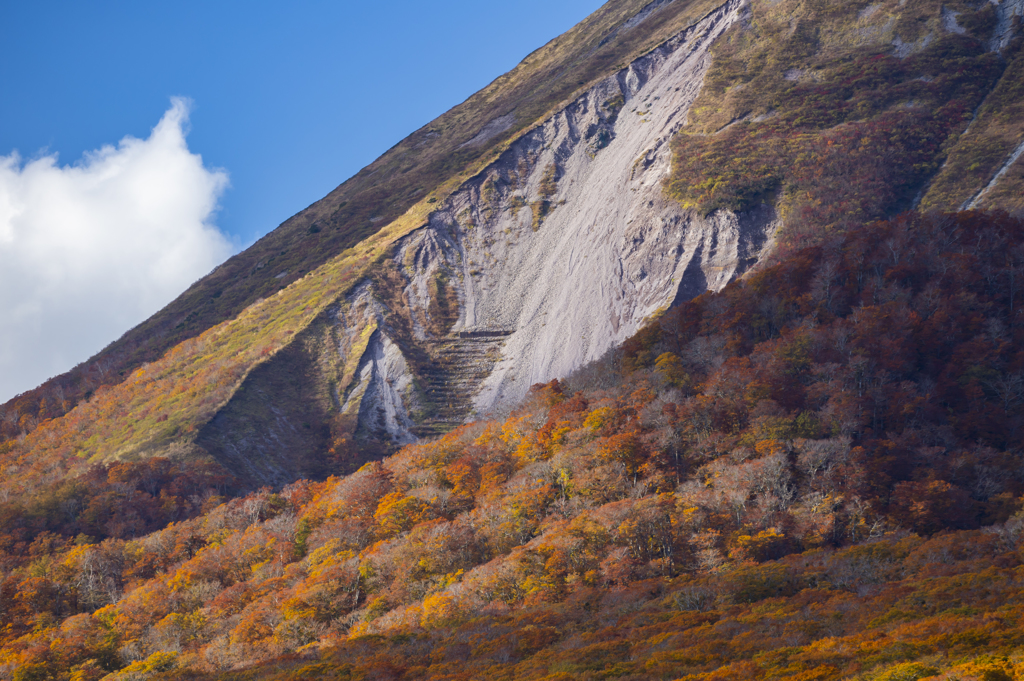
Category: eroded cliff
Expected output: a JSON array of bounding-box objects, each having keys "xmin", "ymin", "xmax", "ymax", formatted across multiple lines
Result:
[{"xmin": 334, "ymin": 0, "xmax": 774, "ymax": 442}]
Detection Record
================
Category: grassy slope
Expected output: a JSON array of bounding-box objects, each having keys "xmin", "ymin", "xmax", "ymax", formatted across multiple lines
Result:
[
  {"xmin": 664, "ymin": 0, "xmax": 1021, "ymax": 256},
  {"xmin": 0, "ymin": 0, "xmax": 721, "ymax": 443}
]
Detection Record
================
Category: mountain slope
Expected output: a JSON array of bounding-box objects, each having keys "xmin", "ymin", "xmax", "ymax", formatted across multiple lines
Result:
[
  {"xmin": 3, "ymin": 0, "xmax": 1024, "ymax": 494},
  {"xmin": 7, "ymin": 2, "xmax": 1024, "ymax": 678},
  {"xmin": 0, "ymin": 0, "xmax": 724, "ymax": 442},
  {"xmin": 194, "ymin": 0, "xmax": 774, "ymax": 478},
  {"xmin": 667, "ymin": 0, "xmax": 1024, "ymax": 253}
]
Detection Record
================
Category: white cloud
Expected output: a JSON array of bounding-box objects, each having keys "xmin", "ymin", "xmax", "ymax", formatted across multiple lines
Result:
[{"xmin": 0, "ymin": 98, "xmax": 234, "ymax": 402}]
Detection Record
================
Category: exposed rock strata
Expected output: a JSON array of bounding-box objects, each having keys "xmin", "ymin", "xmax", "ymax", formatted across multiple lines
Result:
[{"xmin": 339, "ymin": 0, "xmax": 775, "ymax": 441}]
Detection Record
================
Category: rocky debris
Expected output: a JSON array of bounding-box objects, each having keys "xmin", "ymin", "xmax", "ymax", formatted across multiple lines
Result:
[
  {"xmin": 423, "ymin": 0, "xmax": 772, "ymax": 417},
  {"xmin": 412, "ymin": 332, "xmax": 512, "ymax": 437},
  {"xmin": 342, "ymin": 329, "xmax": 418, "ymax": 445}
]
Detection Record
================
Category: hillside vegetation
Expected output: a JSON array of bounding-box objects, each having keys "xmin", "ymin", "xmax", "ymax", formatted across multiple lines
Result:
[
  {"xmin": 921, "ymin": 41, "xmax": 1024, "ymax": 212},
  {"xmin": 2, "ymin": 211, "xmax": 1024, "ymax": 680}
]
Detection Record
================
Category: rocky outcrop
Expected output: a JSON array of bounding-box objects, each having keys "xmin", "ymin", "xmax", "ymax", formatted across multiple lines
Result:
[
  {"xmin": 333, "ymin": 0, "xmax": 775, "ymax": 442},
  {"xmin": 335, "ymin": 283, "xmax": 420, "ymax": 445}
]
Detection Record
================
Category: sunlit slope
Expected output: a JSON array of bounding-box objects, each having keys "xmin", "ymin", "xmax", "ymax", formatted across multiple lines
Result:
[
  {"xmin": 0, "ymin": 0, "xmax": 722, "ymax": 438},
  {"xmin": 185, "ymin": 0, "xmax": 1024, "ymax": 471},
  {"xmin": 921, "ymin": 37, "xmax": 1024, "ymax": 212}
]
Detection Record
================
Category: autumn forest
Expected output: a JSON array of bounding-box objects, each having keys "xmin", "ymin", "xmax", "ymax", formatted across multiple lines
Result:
[{"xmin": 1, "ymin": 210, "xmax": 1024, "ymax": 680}]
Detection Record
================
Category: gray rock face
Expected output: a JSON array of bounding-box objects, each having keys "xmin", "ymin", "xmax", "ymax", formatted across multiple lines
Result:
[
  {"xmin": 991, "ymin": 0, "xmax": 1024, "ymax": 52},
  {"xmin": 337, "ymin": 0, "xmax": 776, "ymax": 442},
  {"xmin": 342, "ymin": 330, "xmax": 418, "ymax": 446}
]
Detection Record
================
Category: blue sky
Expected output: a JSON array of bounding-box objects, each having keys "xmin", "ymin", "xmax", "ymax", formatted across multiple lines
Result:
[
  {"xmin": 0, "ymin": 0, "xmax": 606, "ymax": 402},
  {"xmin": 1, "ymin": 0, "xmax": 605, "ymax": 245}
]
